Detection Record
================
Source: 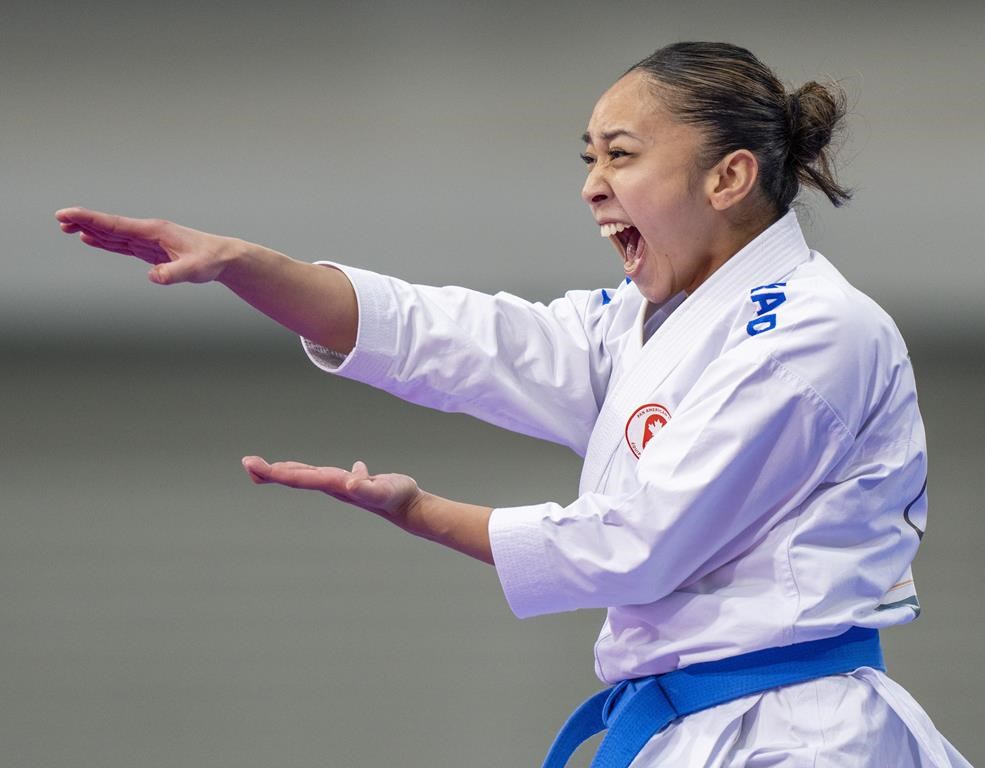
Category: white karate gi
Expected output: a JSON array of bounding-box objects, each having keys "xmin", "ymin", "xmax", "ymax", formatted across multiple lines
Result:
[{"xmin": 303, "ymin": 212, "xmax": 970, "ymax": 766}]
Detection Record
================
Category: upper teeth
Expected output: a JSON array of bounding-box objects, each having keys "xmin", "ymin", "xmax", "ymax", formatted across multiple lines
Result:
[{"xmin": 600, "ymin": 222, "xmax": 630, "ymax": 238}]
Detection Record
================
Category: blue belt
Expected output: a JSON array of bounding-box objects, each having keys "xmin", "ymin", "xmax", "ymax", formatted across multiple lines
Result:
[{"xmin": 542, "ymin": 626, "xmax": 884, "ymax": 768}]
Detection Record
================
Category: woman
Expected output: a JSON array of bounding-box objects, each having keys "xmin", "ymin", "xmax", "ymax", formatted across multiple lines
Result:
[{"xmin": 56, "ymin": 42, "xmax": 969, "ymax": 768}]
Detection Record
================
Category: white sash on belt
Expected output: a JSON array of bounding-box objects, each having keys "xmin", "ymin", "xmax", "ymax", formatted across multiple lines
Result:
[{"xmin": 579, "ymin": 212, "xmax": 811, "ymax": 495}]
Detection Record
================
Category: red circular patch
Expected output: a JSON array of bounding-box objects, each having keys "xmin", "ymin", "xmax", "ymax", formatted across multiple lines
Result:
[{"xmin": 624, "ymin": 403, "xmax": 671, "ymax": 458}]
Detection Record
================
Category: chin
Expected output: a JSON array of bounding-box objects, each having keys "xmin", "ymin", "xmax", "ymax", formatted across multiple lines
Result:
[{"xmin": 635, "ymin": 279, "xmax": 673, "ymax": 306}]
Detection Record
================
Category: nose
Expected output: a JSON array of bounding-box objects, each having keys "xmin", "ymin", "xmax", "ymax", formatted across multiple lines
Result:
[{"xmin": 581, "ymin": 164, "xmax": 611, "ymax": 206}]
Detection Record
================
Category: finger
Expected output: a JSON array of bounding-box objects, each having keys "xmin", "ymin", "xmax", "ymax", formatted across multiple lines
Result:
[
  {"xmin": 242, "ymin": 455, "xmax": 271, "ymax": 483},
  {"xmin": 250, "ymin": 459, "xmax": 353, "ymax": 493},
  {"xmin": 77, "ymin": 231, "xmax": 129, "ymax": 249},
  {"xmin": 76, "ymin": 233, "xmax": 168, "ymax": 266},
  {"xmin": 245, "ymin": 466, "xmax": 267, "ymax": 484},
  {"xmin": 274, "ymin": 467, "xmax": 353, "ymax": 493},
  {"xmin": 74, "ymin": 227, "xmax": 169, "ymax": 263},
  {"xmin": 129, "ymin": 241, "xmax": 168, "ymax": 264},
  {"xmin": 78, "ymin": 232, "xmax": 137, "ymax": 256},
  {"xmin": 54, "ymin": 207, "xmax": 86, "ymax": 223},
  {"xmin": 71, "ymin": 224, "xmax": 164, "ymax": 256},
  {"xmin": 77, "ymin": 230, "xmax": 133, "ymax": 248},
  {"xmin": 55, "ymin": 207, "xmax": 117, "ymax": 233},
  {"xmin": 243, "ymin": 456, "xmax": 322, "ymax": 476},
  {"xmin": 268, "ymin": 460, "xmax": 323, "ymax": 471},
  {"xmin": 55, "ymin": 207, "xmax": 162, "ymax": 240}
]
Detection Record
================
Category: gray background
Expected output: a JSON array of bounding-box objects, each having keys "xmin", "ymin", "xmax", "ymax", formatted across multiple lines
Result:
[{"xmin": 2, "ymin": 0, "xmax": 983, "ymax": 765}]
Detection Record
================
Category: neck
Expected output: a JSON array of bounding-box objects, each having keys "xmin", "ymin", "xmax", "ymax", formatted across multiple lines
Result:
[{"xmin": 686, "ymin": 208, "xmax": 778, "ymax": 294}]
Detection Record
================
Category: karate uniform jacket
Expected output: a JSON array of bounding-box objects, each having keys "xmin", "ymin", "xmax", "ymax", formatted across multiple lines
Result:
[{"xmin": 303, "ymin": 212, "xmax": 970, "ymax": 766}]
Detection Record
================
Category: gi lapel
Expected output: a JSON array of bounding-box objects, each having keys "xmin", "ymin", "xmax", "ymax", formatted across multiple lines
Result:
[{"xmin": 579, "ymin": 212, "xmax": 812, "ymax": 495}]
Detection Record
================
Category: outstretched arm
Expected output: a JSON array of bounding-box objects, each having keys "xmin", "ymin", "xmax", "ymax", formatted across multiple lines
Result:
[
  {"xmin": 54, "ymin": 207, "xmax": 358, "ymax": 353},
  {"xmin": 241, "ymin": 456, "xmax": 494, "ymax": 565}
]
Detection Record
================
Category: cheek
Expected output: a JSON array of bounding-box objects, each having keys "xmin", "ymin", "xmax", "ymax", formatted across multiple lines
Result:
[
  {"xmin": 632, "ymin": 168, "xmax": 694, "ymax": 211},
  {"xmin": 631, "ymin": 186, "xmax": 695, "ymax": 234}
]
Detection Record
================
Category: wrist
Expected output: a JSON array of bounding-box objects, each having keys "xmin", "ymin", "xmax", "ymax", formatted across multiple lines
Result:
[
  {"xmin": 401, "ymin": 489, "xmax": 438, "ymax": 541},
  {"xmin": 214, "ymin": 237, "xmax": 257, "ymax": 287},
  {"xmin": 401, "ymin": 490, "xmax": 494, "ymax": 565}
]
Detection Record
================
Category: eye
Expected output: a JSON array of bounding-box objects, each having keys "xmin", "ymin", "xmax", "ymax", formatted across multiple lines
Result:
[
  {"xmin": 608, "ymin": 149, "xmax": 630, "ymax": 159},
  {"xmin": 579, "ymin": 152, "xmax": 595, "ymax": 166}
]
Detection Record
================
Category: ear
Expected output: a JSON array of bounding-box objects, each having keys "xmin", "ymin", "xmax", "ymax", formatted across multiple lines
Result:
[{"xmin": 705, "ymin": 149, "xmax": 759, "ymax": 210}]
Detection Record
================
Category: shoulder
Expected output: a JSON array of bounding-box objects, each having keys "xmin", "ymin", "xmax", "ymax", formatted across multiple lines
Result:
[
  {"xmin": 740, "ymin": 252, "xmax": 903, "ymax": 349},
  {"xmin": 559, "ymin": 275, "xmax": 646, "ymax": 337},
  {"xmin": 726, "ymin": 252, "xmax": 911, "ymax": 436}
]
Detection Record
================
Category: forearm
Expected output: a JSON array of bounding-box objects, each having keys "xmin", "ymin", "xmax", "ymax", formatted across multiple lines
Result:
[
  {"xmin": 404, "ymin": 491, "xmax": 494, "ymax": 565},
  {"xmin": 218, "ymin": 239, "xmax": 358, "ymax": 353}
]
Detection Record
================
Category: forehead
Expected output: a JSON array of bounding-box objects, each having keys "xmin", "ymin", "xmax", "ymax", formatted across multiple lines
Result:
[{"xmin": 584, "ymin": 71, "xmax": 677, "ymax": 144}]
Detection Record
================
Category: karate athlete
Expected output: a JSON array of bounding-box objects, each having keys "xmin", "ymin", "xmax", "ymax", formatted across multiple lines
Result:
[{"xmin": 56, "ymin": 42, "xmax": 970, "ymax": 768}]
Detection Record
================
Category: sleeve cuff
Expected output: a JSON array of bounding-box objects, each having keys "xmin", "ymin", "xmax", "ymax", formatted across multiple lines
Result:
[
  {"xmin": 299, "ymin": 261, "xmax": 397, "ymax": 385},
  {"xmin": 489, "ymin": 503, "xmax": 568, "ymax": 619}
]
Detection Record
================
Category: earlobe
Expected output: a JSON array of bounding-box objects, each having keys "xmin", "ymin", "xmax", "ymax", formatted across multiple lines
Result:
[{"xmin": 708, "ymin": 150, "xmax": 759, "ymax": 211}]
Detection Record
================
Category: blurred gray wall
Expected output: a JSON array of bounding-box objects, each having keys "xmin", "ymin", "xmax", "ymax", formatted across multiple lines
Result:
[
  {"xmin": 4, "ymin": 0, "xmax": 984, "ymax": 340},
  {"xmin": 2, "ymin": 1, "xmax": 984, "ymax": 766}
]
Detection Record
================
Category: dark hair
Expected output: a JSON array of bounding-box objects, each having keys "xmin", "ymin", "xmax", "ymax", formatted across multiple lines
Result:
[{"xmin": 627, "ymin": 42, "xmax": 851, "ymax": 215}]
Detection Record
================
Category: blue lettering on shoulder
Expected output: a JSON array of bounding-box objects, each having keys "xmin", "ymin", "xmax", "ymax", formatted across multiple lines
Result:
[
  {"xmin": 750, "ymin": 281, "xmax": 786, "ymax": 292},
  {"xmin": 747, "ymin": 314, "xmax": 778, "ymax": 336},
  {"xmin": 747, "ymin": 283, "xmax": 788, "ymax": 336},
  {"xmin": 751, "ymin": 291, "xmax": 786, "ymax": 317}
]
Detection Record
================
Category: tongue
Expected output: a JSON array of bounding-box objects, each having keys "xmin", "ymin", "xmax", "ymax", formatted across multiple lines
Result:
[{"xmin": 624, "ymin": 228, "xmax": 640, "ymax": 260}]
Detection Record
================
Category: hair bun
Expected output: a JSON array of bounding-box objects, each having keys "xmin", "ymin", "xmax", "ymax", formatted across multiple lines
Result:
[
  {"xmin": 787, "ymin": 81, "xmax": 844, "ymax": 164},
  {"xmin": 785, "ymin": 80, "xmax": 851, "ymax": 206}
]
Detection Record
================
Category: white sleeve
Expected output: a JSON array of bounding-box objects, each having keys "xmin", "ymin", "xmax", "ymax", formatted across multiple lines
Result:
[
  {"xmin": 488, "ymin": 349, "xmax": 856, "ymax": 618},
  {"xmin": 302, "ymin": 263, "xmax": 612, "ymax": 455}
]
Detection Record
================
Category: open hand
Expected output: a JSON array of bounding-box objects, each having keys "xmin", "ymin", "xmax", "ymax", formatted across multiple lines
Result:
[
  {"xmin": 55, "ymin": 207, "xmax": 237, "ymax": 285},
  {"xmin": 242, "ymin": 456, "xmax": 424, "ymax": 531}
]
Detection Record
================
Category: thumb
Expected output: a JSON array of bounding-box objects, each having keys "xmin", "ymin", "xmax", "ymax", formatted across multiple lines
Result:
[
  {"xmin": 149, "ymin": 263, "xmax": 175, "ymax": 285},
  {"xmin": 149, "ymin": 259, "xmax": 198, "ymax": 285},
  {"xmin": 346, "ymin": 476, "xmax": 373, "ymax": 495},
  {"xmin": 345, "ymin": 461, "xmax": 372, "ymax": 493}
]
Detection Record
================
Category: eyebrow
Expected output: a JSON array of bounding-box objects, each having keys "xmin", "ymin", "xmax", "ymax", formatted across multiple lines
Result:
[{"xmin": 581, "ymin": 129, "xmax": 642, "ymax": 144}]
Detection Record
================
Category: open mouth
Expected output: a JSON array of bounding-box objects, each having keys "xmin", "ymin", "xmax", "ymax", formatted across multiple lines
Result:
[{"xmin": 600, "ymin": 222, "xmax": 645, "ymax": 276}]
